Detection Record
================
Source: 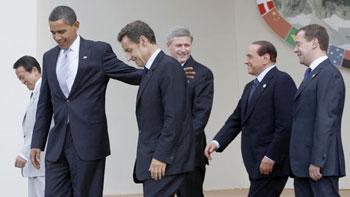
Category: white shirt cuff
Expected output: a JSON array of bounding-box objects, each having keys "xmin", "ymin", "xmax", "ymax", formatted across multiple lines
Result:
[
  {"xmin": 18, "ymin": 153, "xmax": 28, "ymax": 161},
  {"xmin": 212, "ymin": 140, "xmax": 220, "ymax": 149},
  {"xmin": 264, "ymin": 155, "xmax": 275, "ymax": 163}
]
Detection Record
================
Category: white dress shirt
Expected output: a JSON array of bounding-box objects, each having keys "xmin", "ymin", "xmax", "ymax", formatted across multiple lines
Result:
[
  {"xmin": 145, "ymin": 48, "xmax": 161, "ymax": 69},
  {"xmin": 56, "ymin": 35, "xmax": 80, "ymax": 93},
  {"xmin": 308, "ymin": 55, "xmax": 328, "ymax": 71}
]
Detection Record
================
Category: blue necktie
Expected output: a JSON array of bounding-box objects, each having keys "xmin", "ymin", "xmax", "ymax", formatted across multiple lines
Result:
[
  {"xmin": 57, "ymin": 49, "xmax": 70, "ymax": 97},
  {"xmin": 303, "ymin": 67, "xmax": 312, "ymax": 82},
  {"xmin": 248, "ymin": 79, "xmax": 259, "ymax": 103}
]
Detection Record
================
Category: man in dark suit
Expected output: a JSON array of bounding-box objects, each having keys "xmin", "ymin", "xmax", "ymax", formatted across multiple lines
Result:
[
  {"xmin": 205, "ymin": 41, "xmax": 297, "ymax": 197},
  {"xmin": 290, "ymin": 24, "xmax": 346, "ymax": 197},
  {"xmin": 117, "ymin": 20, "xmax": 195, "ymax": 197},
  {"xmin": 166, "ymin": 27, "xmax": 213, "ymax": 197},
  {"xmin": 30, "ymin": 6, "xmax": 142, "ymax": 197}
]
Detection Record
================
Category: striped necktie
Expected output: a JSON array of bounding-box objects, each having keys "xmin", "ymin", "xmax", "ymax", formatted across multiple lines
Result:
[{"xmin": 57, "ymin": 49, "xmax": 70, "ymax": 97}]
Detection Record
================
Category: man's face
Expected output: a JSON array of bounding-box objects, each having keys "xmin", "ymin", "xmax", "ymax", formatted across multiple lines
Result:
[
  {"xmin": 294, "ymin": 30, "xmax": 314, "ymax": 66},
  {"xmin": 244, "ymin": 44, "xmax": 266, "ymax": 76},
  {"xmin": 15, "ymin": 66, "xmax": 39, "ymax": 90},
  {"xmin": 49, "ymin": 19, "xmax": 79, "ymax": 49},
  {"xmin": 121, "ymin": 36, "xmax": 148, "ymax": 67},
  {"xmin": 167, "ymin": 36, "xmax": 192, "ymax": 64}
]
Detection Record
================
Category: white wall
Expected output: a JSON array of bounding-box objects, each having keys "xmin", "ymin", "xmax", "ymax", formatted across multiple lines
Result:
[
  {"xmin": 2, "ymin": 0, "xmax": 348, "ymax": 196},
  {"xmin": 0, "ymin": 0, "xmax": 37, "ymax": 196}
]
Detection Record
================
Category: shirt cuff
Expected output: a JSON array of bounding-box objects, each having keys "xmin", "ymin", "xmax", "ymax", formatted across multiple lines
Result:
[
  {"xmin": 18, "ymin": 153, "xmax": 28, "ymax": 161},
  {"xmin": 212, "ymin": 140, "xmax": 220, "ymax": 150},
  {"xmin": 264, "ymin": 155, "xmax": 275, "ymax": 163}
]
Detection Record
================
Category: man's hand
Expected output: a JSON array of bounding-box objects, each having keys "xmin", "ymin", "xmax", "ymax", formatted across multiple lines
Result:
[
  {"xmin": 149, "ymin": 158, "xmax": 167, "ymax": 181},
  {"xmin": 14, "ymin": 156, "xmax": 27, "ymax": 168},
  {"xmin": 309, "ymin": 164, "xmax": 322, "ymax": 181},
  {"xmin": 184, "ymin": 67, "xmax": 195, "ymax": 80},
  {"xmin": 259, "ymin": 156, "xmax": 275, "ymax": 175},
  {"xmin": 204, "ymin": 143, "xmax": 218, "ymax": 160},
  {"xmin": 30, "ymin": 148, "xmax": 41, "ymax": 169}
]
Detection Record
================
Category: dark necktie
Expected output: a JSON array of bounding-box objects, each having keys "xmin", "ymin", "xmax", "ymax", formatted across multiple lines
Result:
[
  {"xmin": 303, "ymin": 67, "xmax": 312, "ymax": 82},
  {"xmin": 248, "ymin": 78, "xmax": 259, "ymax": 103}
]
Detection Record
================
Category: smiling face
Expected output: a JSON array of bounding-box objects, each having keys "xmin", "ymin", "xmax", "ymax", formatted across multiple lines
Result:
[
  {"xmin": 121, "ymin": 36, "xmax": 148, "ymax": 67},
  {"xmin": 167, "ymin": 36, "xmax": 192, "ymax": 64},
  {"xmin": 244, "ymin": 44, "xmax": 268, "ymax": 76},
  {"xmin": 293, "ymin": 30, "xmax": 315, "ymax": 66},
  {"xmin": 15, "ymin": 66, "xmax": 40, "ymax": 90},
  {"xmin": 49, "ymin": 19, "xmax": 79, "ymax": 49}
]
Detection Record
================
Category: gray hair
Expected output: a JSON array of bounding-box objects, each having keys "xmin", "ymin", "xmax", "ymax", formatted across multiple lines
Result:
[
  {"xmin": 166, "ymin": 26, "xmax": 193, "ymax": 44},
  {"xmin": 49, "ymin": 5, "xmax": 77, "ymax": 25}
]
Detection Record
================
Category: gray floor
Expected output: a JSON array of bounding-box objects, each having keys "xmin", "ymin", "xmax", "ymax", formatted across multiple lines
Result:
[{"xmin": 105, "ymin": 189, "xmax": 350, "ymax": 197}]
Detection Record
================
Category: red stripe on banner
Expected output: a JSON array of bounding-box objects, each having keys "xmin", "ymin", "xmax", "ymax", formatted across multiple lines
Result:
[
  {"xmin": 258, "ymin": 4, "xmax": 266, "ymax": 15},
  {"xmin": 267, "ymin": 1, "xmax": 275, "ymax": 10},
  {"xmin": 344, "ymin": 50, "xmax": 350, "ymax": 60},
  {"xmin": 263, "ymin": 8, "xmax": 291, "ymax": 39}
]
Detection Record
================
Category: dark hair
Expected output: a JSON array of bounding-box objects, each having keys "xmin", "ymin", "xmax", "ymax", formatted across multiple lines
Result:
[
  {"xmin": 49, "ymin": 5, "xmax": 77, "ymax": 25},
  {"xmin": 252, "ymin": 40, "xmax": 277, "ymax": 63},
  {"xmin": 118, "ymin": 20, "xmax": 156, "ymax": 44},
  {"xmin": 296, "ymin": 24, "xmax": 329, "ymax": 51},
  {"xmin": 13, "ymin": 55, "xmax": 41, "ymax": 73}
]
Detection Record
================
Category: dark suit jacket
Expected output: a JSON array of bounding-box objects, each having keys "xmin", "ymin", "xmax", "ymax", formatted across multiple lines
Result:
[
  {"xmin": 134, "ymin": 51, "xmax": 195, "ymax": 182},
  {"xmin": 290, "ymin": 58, "xmax": 346, "ymax": 177},
  {"xmin": 184, "ymin": 56, "xmax": 213, "ymax": 167},
  {"xmin": 214, "ymin": 67, "xmax": 296, "ymax": 179},
  {"xmin": 31, "ymin": 37, "xmax": 143, "ymax": 161}
]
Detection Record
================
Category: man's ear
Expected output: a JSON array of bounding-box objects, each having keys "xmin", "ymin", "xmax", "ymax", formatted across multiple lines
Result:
[
  {"xmin": 139, "ymin": 35, "xmax": 148, "ymax": 47},
  {"xmin": 312, "ymin": 38, "xmax": 319, "ymax": 49},
  {"xmin": 263, "ymin": 53, "xmax": 271, "ymax": 63},
  {"xmin": 31, "ymin": 66, "xmax": 39, "ymax": 74}
]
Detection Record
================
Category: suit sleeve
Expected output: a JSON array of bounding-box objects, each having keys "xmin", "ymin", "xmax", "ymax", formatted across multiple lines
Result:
[
  {"xmin": 311, "ymin": 70, "xmax": 345, "ymax": 168},
  {"xmin": 213, "ymin": 88, "xmax": 246, "ymax": 152},
  {"xmin": 153, "ymin": 62, "xmax": 186, "ymax": 164},
  {"xmin": 192, "ymin": 68, "xmax": 214, "ymax": 136},
  {"xmin": 31, "ymin": 55, "xmax": 53, "ymax": 150},
  {"xmin": 101, "ymin": 43, "xmax": 143, "ymax": 85},
  {"xmin": 265, "ymin": 74, "xmax": 296, "ymax": 163},
  {"xmin": 19, "ymin": 134, "xmax": 32, "ymax": 160}
]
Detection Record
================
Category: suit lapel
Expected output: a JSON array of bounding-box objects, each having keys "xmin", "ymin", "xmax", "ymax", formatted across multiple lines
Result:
[
  {"xmin": 240, "ymin": 85, "xmax": 250, "ymax": 122},
  {"xmin": 294, "ymin": 59, "xmax": 328, "ymax": 100},
  {"xmin": 48, "ymin": 47, "xmax": 64, "ymax": 98},
  {"xmin": 136, "ymin": 51, "xmax": 164, "ymax": 105},
  {"xmin": 69, "ymin": 37, "xmax": 90, "ymax": 98},
  {"xmin": 243, "ymin": 67, "xmax": 276, "ymax": 124}
]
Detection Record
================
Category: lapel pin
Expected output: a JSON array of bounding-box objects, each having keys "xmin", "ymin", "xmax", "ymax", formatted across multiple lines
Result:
[
  {"xmin": 83, "ymin": 56, "xmax": 88, "ymax": 59},
  {"xmin": 263, "ymin": 84, "xmax": 267, "ymax": 88},
  {"xmin": 312, "ymin": 74, "xmax": 316, "ymax": 78}
]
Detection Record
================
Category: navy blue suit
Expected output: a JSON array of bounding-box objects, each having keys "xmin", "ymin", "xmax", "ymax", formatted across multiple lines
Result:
[
  {"xmin": 31, "ymin": 37, "xmax": 142, "ymax": 196},
  {"xmin": 213, "ymin": 67, "xmax": 296, "ymax": 196},
  {"xmin": 176, "ymin": 56, "xmax": 213, "ymax": 197},
  {"xmin": 134, "ymin": 51, "xmax": 195, "ymax": 196},
  {"xmin": 290, "ymin": 59, "xmax": 346, "ymax": 196}
]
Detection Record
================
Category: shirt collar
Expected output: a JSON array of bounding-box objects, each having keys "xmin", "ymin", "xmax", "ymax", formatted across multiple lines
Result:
[
  {"xmin": 61, "ymin": 35, "xmax": 80, "ymax": 53},
  {"xmin": 145, "ymin": 48, "xmax": 161, "ymax": 70},
  {"xmin": 309, "ymin": 55, "xmax": 328, "ymax": 71},
  {"xmin": 33, "ymin": 77, "xmax": 42, "ymax": 94},
  {"xmin": 256, "ymin": 64, "xmax": 275, "ymax": 82}
]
